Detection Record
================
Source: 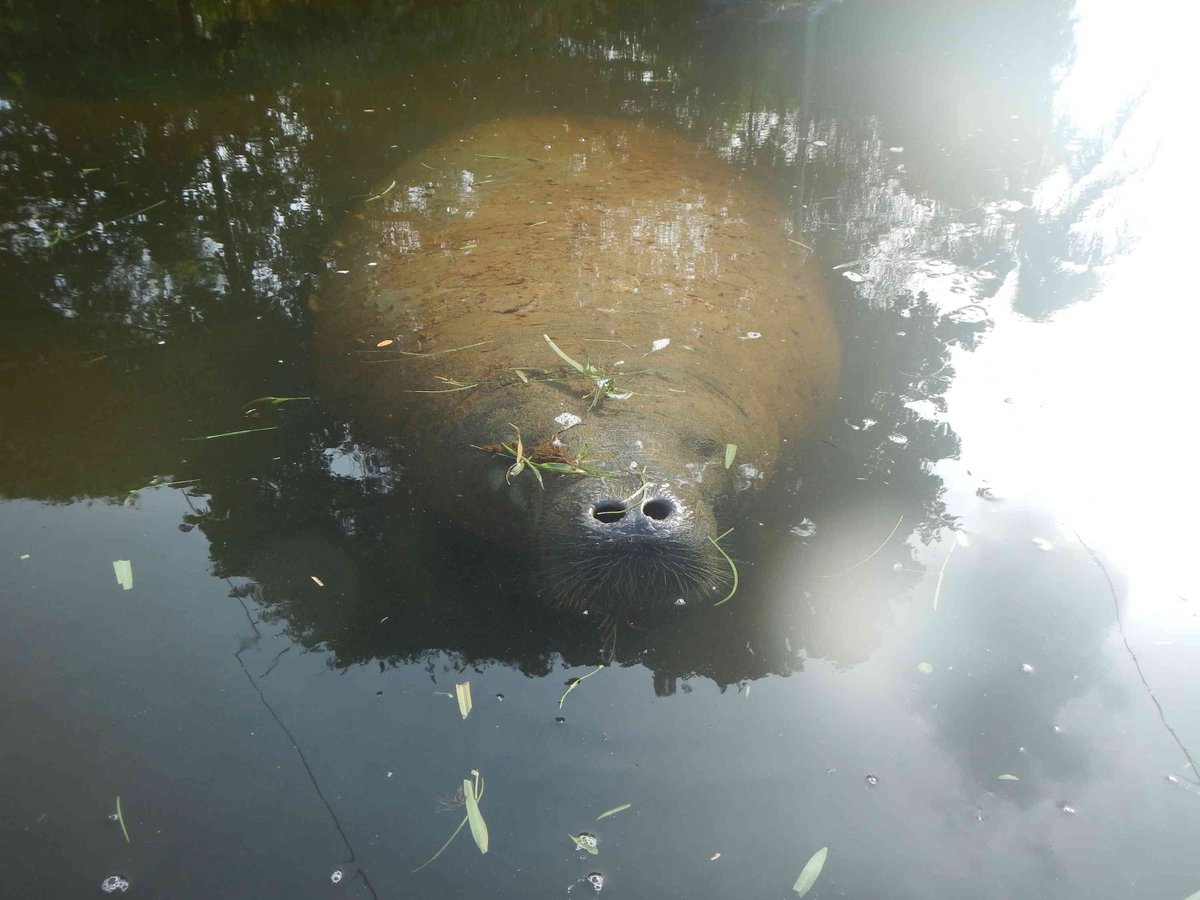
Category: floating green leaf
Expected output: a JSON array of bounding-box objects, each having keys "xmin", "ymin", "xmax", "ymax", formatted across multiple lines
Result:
[
  {"xmin": 997, "ymin": 774, "xmax": 1020, "ymax": 781},
  {"xmin": 596, "ymin": 803, "xmax": 631, "ymax": 821},
  {"xmin": 793, "ymin": 846, "xmax": 828, "ymax": 898},
  {"xmin": 455, "ymin": 682, "xmax": 473, "ymax": 720},
  {"xmin": 917, "ymin": 661, "xmax": 934, "ymax": 674},
  {"xmin": 113, "ymin": 560, "xmax": 133, "ymax": 591},
  {"xmin": 569, "ymin": 833, "xmax": 599, "ymax": 855},
  {"xmin": 724, "ymin": 444, "xmax": 737, "ymax": 468},
  {"xmin": 463, "ymin": 774, "xmax": 489, "ymax": 854}
]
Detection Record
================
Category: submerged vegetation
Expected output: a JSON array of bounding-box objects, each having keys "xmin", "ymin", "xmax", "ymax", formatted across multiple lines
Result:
[{"xmin": 475, "ymin": 425, "xmax": 600, "ymax": 487}]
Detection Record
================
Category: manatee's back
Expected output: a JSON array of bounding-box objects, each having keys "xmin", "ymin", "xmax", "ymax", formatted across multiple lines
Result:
[{"xmin": 312, "ymin": 116, "xmax": 839, "ymax": 482}]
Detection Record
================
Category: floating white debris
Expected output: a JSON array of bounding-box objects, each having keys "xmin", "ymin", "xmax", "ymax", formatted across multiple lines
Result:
[
  {"xmin": 887, "ymin": 433, "xmax": 909, "ymax": 446},
  {"xmin": 336, "ymin": 269, "xmax": 350, "ymax": 275},
  {"xmin": 790, "ymin": 518, "xmax": 817, "ymax": 538},
  {"xmin": 888, "ymin": 146, "xmax": 904, "ymax": 153},
  {"xmin": 330, "ymin": 870, "xmax": 344, "ymax": 884},
  {"xmin": 811, "ymin": 140, "xmax": 828, "ymax": 147},
  {"xmin": 652, "ymin": 338, "xmax": 671, "ymax": 351},
  {"xmin": 741, "ymin": 331, "xmax": 762, "ymax": 340},
  {"xmin": 917, "ymin": 661, "xmax": 934, "ymax": 674},
  {"xmin": 1032, "ymin": 538, "xmax": 1054, "ymax": 551},
  {"xmin": 113, "ymin": 560, "xmax": 133, "ymax": 591},
  {"xmin": 554, "ymin": 412, "xmax": 582, "ymax": 429},
  {"xmin": 842, "ymin": 271, "xmax": 866, "ymax": 283}
]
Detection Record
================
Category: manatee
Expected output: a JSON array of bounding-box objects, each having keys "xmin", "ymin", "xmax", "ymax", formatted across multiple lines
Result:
[{"xmin": 312, "ymin": 116, "xmax": 839, "ymax": 613}]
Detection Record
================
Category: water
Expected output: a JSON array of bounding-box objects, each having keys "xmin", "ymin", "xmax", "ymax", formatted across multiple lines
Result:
[{"xmin": 2, "ymin": 1, "xmax": 1198, "ymax": 897}]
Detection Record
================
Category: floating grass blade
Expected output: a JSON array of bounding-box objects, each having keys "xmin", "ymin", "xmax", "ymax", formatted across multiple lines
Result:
[
  {"xmin": 412, "ymin": 815, "xmax": 469, "ymax": 873},
  {"xmin": 115, "ymin": 796, "xmax": 130, "ymax": 843},
  {"xmin": 793, "ymin": 846, "xmax": 828, "ymax": 898},
  {"xmin": 113, "ymin": 560, "xmax": 133, "ymax": 591},
  {"xmin": 364, "ymin": 179, "xmax": 397, "ymax": 202},
  {"xmin": 183, "ymin": 426, "xmax": 279, "ymax": 441},
  {"xmin": 241, "ymin": 395, "xmax": 311, "ymax": 412},
  {"xmin": 596, "ymin": 803, "xmax": 631, "ymax": 821},
  {"xmin": 455, "ymin": 682, "xmax": 473, "ymax": 720},
  {"xmin": 709, "ymin": 528, "xmax": 738, "ymax": 606},
  {"xmin": 463, "ymin": 775, "xmax": 489, "ymax": 854},
  {"xmin": 724, "ymin": 443, "xmax": 737, "ymax": 469}
]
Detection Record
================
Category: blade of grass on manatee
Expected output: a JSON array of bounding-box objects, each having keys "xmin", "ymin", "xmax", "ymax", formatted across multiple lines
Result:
[
  {"xmin": 113, "ymin": 560, "xmax": 133, "ymax": 591},
  {"xmin": 543, "ymin": 334, "xmax": 587, "ymax": 374},
  {"xmin": 792, "ymin": 846, "xmax": 828, "ymax": 898},
  {"xmin": 455, "ymin": 682, "xmax": 473, "ymax": 720},
  {"xmin": 709, "ymin": 528, "xmax": 738, "ymax": 606},
  {"xmin": 724, "ymin": 443, "xmax": 737, "ymax": 469},
  {"xmin": 596, "ymin": 803, "xmax": 631, "ymax": 820},
  {"xmin": 463, "ymin": 778, "xmax": 489, "ymax": 854},
  {"xmin": 183, "ymin": 426, "xmax": 279, "ymax": 441}
]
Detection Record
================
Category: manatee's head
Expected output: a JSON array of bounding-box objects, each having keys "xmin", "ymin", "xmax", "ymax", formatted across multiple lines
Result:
[{"xmin": 533, "ymin": 470, "xmax": 733, "ymax": 614}]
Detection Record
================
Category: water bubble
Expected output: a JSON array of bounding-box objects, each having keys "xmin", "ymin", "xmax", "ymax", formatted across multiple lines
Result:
[
  {"xmin": 845, "ymin": 417, "xmax": 877, "ymax": 431},
  {"xmin": 1021, "ymin": 663, "xmax": 1035, "ymax": 673},
  {"xmin": 1058, "ymin": 802, "xmax": 1076, "ymax": 815},
  {"xmin": 574, "ymin": 833, "xmax": 599, "ymax": 852},
  {"xmin": 555, "ymin": 716, "xmax": 566, "ymax": 725},
  {"xmin": 330, "ymin": 870, "xmax": 344, "ymax": 884},
  {"xmin": 100, "ymin": 875, "xmax": 130, "ymax": 894},
  {"xmin": 586, "ymin": 872, "xmax": 605, "ymax": 893},
  {"xmin": 865, "ymin": 775, "xmax": 879, "ymax": 786},
  {"xmin": 674, "ymin": 598, "xmax": 687, "ymax": 606}
]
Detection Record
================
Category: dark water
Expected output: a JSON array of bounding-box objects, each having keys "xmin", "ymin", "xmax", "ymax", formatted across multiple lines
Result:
[{"xmin": 2, "ymin": 1, "xmax": 1197, "ymax": 897}]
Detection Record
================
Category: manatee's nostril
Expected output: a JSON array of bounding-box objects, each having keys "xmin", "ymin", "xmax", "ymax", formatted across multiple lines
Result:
[
  {"xmin": 592, "ymin": 501, "xmax": 627, "ymax": 523},
  {"xmin": 642, "ymin": 499, "xmax": 674, "ymax": 520}
]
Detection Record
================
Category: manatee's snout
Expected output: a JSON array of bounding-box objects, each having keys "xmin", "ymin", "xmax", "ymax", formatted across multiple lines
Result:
[
  {"xmin": 538, "ymin": 481, "xmax": 729, "ymax": 613},
  {"xmin": 588, "ymin": 492, "xmax": 680, "ymax": 535}
]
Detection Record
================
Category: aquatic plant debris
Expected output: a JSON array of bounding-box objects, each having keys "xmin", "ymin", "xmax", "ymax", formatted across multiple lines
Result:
[
  {"xmin": 792, "ymin": 846, "xmax": 828, "ymax": 898},
  {"xmin": 455, "ymin": 682, "xmax": 473, "ymax": 719},
  {"xmin": 570, "ymin": 833, "xmax": 599, "ymax": 855},
  {"xmin": 709, "ymin": 528, "xmax": 738, "ymax": 606},
  {"xmin": 113, "ymin": 560, "xmax": 133, "ymax": 591},
  {"xmin": 917, "ymin": 661, "xmax": 934, "ymax": 674},
  {"xmin": 412, "ymin": 770, "xmax": 488, "ymax": 872},
  {"xmin": 998, "ymin": 774, "xmax": 1020, "ymax": 781},
  {"xmin": 724, "ymin": 444, "xmax": 737, "ymax": 469},
  {"xmin": 463, "ymin": 771, "xmax": 489, "ymax": 854},
  {"xmin": 543, "ymin": 334, "xmax": 631, "ymax": 409},
  {"xmin": 183, "ymin": 426, "xmax": 279, "ymax": 441},
  {"xmin": 114, "ymin": 796, "xmax": 130, "ymax": 843},
  {"xmin": 595, "ymin": 803, "xmax": 631, "ymax": 820}
]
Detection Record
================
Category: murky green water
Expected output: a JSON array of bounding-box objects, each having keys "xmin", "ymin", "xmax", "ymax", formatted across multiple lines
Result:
[{"xmin": 3, "ymin": 1, "xmax": 1197, "ymax": 897}]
